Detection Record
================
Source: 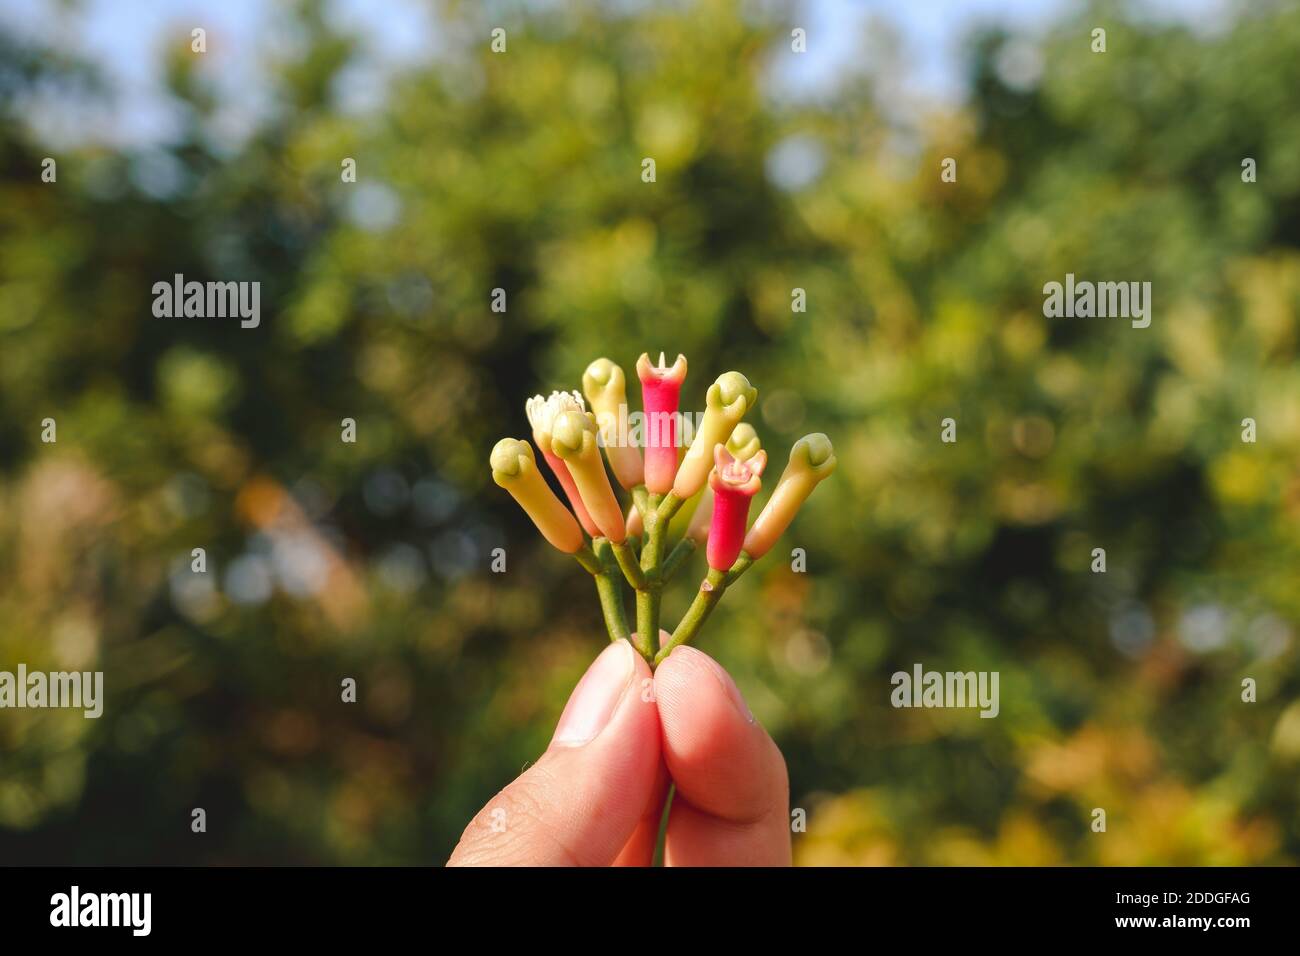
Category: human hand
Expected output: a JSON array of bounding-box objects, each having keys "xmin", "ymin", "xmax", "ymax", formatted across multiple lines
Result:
[{"xmin": 447, "ymin": 638, "xmax": 791, "ymax": 866}]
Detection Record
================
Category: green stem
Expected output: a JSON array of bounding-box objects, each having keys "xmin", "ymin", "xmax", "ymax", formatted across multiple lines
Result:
[
  {"xmin": 641, "ymin": 492, "xmax": 673, "ymax": 570},
  {"xmin": 632, "ymin": 492, "xmax": 673, "ymax": 663},
  {"xmin": 592, "ymin": 539, "xmax": 630, "ymax": 643},
  {"xmin": 640, "ymin": 522, "xmax": 666, "ymax": 570},
  {"xmin": 573, "ymin": 542, "xmax": 603, "ymax": 575},
  {"xmin": 595, "ymin": 569, "xmax": 630, "ymax": 643},
  {"xmin": 656, "ymin": 567, "xmax": 727, "ymax": 664},
  {"xmin": 655, "ymin": 551, "xmax": 758, "ymax": 665},
  {"xmin": 635, "ymin": 590, "xmax": 658, "ymax": 661},
  {"xmin": 724, "ymin": 550, "xmax": 755, "ymax": 586},
  {"xmin": 655, "ymin": 490, "xmax": 684, "ymax": 525},
  {"xmin": 652, "ymin": 784, "xmax": 675, "ymax": 867},
  {"xmin": 610, "ymin": 538, "xmax": 647, "ymax": 589},
  {"xmin": 632, "ymin": 485, "xmax": 650, "ymax": 523}
]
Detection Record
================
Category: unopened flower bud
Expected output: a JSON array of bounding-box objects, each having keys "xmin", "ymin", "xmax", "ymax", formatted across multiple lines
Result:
[
  {"xmin": 706, "ymin": 445, "xmax": 767, "ymax": 571},
  {"xmin": 582, "ymin": 358, "xmax": 644, "ymax": 489},
  {"xmin": 491, "ymin": 438, "xmax": 584, "ymax": 553},
  {"xmin": 525, "ymin": 391, "xmax": 601, "ymax": 537},
  {"xmin": 673, "ymin": 370, "xmax": 757, "ymax": 500},
  {"xmin": 550, "ymin": 410, "xmax": 626, "ymax": 542},
  {"xmin": 636, "ymin": 352, "xmax": 688, "ymax": 494},
  {"xmin": 726, "ymin": 422, "xmax": 762, "ymax": 462},
  {"xmin": 742, "ymin": 433, "xmax": 836, "ymax": 560}
]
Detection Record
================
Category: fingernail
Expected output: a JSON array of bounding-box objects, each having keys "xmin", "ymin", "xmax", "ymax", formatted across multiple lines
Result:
[
  {"xmin": 552, "ymin": 641, "xmax": 635, "ymax": 747},
  {"xmin": 675, "ymin": 645, "xmax": 754, "ymax": 723}
]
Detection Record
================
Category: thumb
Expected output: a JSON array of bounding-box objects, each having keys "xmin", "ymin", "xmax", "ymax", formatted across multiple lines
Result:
[{"xmin": 448, "ymin": 640, "xmax": 661, "ymax": 866}]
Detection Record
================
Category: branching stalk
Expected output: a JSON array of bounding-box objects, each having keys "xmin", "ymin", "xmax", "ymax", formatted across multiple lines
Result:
[
  {"xmin": 631, "ymin": 492, "xmax": 671, "ymax": 662},
  {"xmin": 573, "ymin": 542, "xmax": 602, "ymax": 575},
  {"xmin": 655, "ymin": 550, "xmax": 757, "ymax": 665},
  {"xmin": 632, "ymin": 484, "xmax": 650, "ymax": 523},
  {"xmin": 610, "ymin": 538, "xmax": 647, "ymax": 589},
  {"xmin": 592, "ymin": 539, "xmax": 630, "ymax": 643}
]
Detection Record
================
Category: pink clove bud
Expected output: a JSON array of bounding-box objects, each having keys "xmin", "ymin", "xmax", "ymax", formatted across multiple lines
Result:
[
  {"xmin": 705, "ymin": 444, "xmax": 767, "ymax": 571},
  {"xmin": 636, "ymin": 352, "xmax": 687, "ymax": 494}
]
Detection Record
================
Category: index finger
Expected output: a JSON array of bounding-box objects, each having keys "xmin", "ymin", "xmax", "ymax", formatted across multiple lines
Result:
[{"xmin": 653, "ymin": 645, "xmax": 791, "ymax": 865}]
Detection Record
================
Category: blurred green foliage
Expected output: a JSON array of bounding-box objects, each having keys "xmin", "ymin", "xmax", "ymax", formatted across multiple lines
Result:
[{"xmin": 1, "ymin": 0, "xmax": 1299, "ymax": 864}]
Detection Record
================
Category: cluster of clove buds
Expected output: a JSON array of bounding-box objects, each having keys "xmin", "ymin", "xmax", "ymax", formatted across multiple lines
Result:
[{"xmin": 491, "ymin": 352, "xmax": 836, "ymax": 667}]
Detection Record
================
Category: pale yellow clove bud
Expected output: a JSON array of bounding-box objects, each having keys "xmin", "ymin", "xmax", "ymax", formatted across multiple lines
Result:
[
  {"xmin": 726, "ymin": 422, "xmax": 762, "ymax": 462},
  {"xmin": 550, "ymin": 410, "xmax": 626, "ymax": 543},
  {"xmin": 672, "ymin": 371, "xmax": 758, "ymax": 500},
  {"xmin": 491, "ymin": 438, "xmax": 584, "ymax": 554},
  {"xmin": 524, "ymin": 390, "xmax": 603, "ymax": 537},
  {"xmin": 742, "ymin": 433, "xmax": 836, "ymax": 560},
  {"xmin": 582, "ymin": 358, "xmax": 644, "ymax": 489}
]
